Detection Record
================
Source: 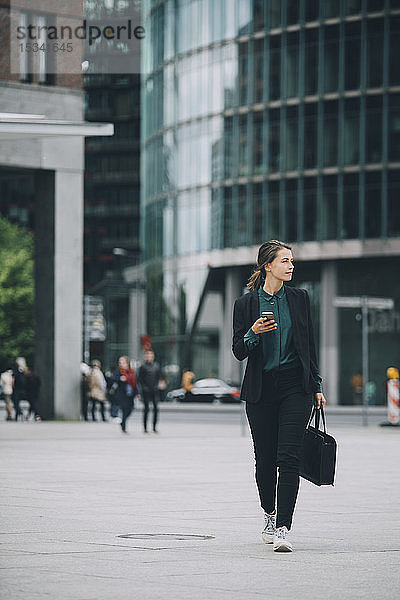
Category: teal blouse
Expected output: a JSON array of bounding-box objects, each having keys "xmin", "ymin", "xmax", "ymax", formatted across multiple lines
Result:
[{"xmin": 243, "ymin": 285, "xmax": 301, "ymax": 371}]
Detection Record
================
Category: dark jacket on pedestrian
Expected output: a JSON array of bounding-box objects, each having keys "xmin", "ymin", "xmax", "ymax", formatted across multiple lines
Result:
[
  {"xmin": 138, "ymin": 361, "xmax": 161, "ymax": 393},
  {"xmin": 232, "ymin": 286, "xmax": 321, "ymax": 403},
  {"xmin": 111, "ymin": 368, "xmax": 138, "ymax": 403}
]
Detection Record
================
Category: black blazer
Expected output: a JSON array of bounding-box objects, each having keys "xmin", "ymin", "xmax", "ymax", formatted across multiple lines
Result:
[{"xmin": 232, "ymin": 286, "xmax": 321, "ymax": 403}]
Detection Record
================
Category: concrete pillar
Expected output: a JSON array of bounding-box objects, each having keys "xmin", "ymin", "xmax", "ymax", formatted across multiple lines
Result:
[
  {"xmin": 219, "ymin": 269, "xmax": 242, "ymax": 385},
  {"xmin": 129, "ymin": 283, "xmax": 146, "ymax": 361},
  {"xmin": 320, "ymin": 261, "xmax": 338, "ymax": 405},
  {"xmin": 34, "ymin": 146, "xmax": 83, "ymax": 419}
]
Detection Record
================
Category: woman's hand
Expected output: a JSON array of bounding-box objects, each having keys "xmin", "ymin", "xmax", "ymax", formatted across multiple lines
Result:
[
  {"xmin": 314, "ymin": 392, "xmax": 327, "ymax": 408},
  {"xmin": 251, "ymin": 317, "xmax": 278, "ymax": 335}
]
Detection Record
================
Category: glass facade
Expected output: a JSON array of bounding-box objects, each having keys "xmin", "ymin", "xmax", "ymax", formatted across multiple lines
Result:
[{"xmin": 141, "ymin": 1, "xmax": 400, "ymax": 396}]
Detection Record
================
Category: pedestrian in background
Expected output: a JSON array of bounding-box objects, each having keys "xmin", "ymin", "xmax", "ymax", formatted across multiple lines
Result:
[
  {"xmin": 111, "ymin": 356, "xmax": 138, "ymax": 434},
  {"xmin": 138, "ymin": 349, "xmax": 161, "ymax": 433},
  {"xmin": 80, "ymin": 362, "xmax": 91, "ymax": 421},
  {"xmin": 26, "ymin": 368, "xmax": 42, "ymax": 421},
  {"xmin": 12, "ymin": 357, "xmax": 28, "ymax": 421},
  {"xmin": 232, "ymin": 240, "xmax": 327, "ymax": 553},
  {"xmin": 1, "ymin": 368, "xmax": 14, "ymax": 420},
  {"xmin": 87, "ymin": 360, "xmax": 107, "ymax": 421},
  {"xmin": 105, "ymin": 364, "xmax": 120, "ymax": 419}
]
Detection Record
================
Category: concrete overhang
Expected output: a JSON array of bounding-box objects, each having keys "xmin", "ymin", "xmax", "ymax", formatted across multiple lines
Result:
[{"xmin": 0, "ymin": 113, "xmax": 114, "ymax": 139}]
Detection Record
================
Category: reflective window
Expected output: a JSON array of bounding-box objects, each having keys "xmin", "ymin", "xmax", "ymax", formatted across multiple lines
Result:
[
  {"xmin": 305, "ymin": 29, "xmax": 318, "ymax": 96},
  {"xmin": 343, "ymin": 98, "xmax": 360, "ymax": 165},
  {"xmin": 344, "ymin": 22, "xmax": 361, "ymax": 90},
  {"xmin": 366, "ymin": 95, "xmax": 383, "ymax": 163},
  {"xmin": 304, "ymin": 103, "xmax": 317, "ymax": 169},
  {"xmin": 365, "ymin": 172, "xmax": 382, "ymax": 238},
  {"xmin": 224, "ymin": 187, "xmax": 233, "ymax": 247},
  {"xmin": 389, "ymin": 94, "xmax": 400, "ymax": 162},
  {"xmin": 343, "ymin": 0, "xmax": 362, "ymax": 14},
  {"xmin": 224, "ymin": 116, "xmax": 234, "ymax": 179},
  {"xmin": 323, "ymin": 101, "xmax": 338, "ymax": 167},
  {"xmin": 210, "ymin": 48, "xmax": 223, "ymax": 114},
  {"xmin": 303, "ymin": 178, "xmax": 317, "ymax": 241},
  {"xmin": 342, "ymin": 175, "xmax": 359, "ymax": 239},
  {"xmin": 286, "ymin": 32, "xmax": 299, "ymax": 98},
  {"xmin": 253, "ymin": 183, "xmax": 263, "ymax": 243},
  {"xmin": 388, "ymin": 171, "xmax": 400, "ymax": 236},
  {"xmin": 285, "ymin": 105, "xmax": 298, "ymax": 171},
  {"xmin": 222, "ymin": 43, "xmax": 237, "ymax": 109},
  {"xmin": 198, "ymin": 188, "xmax": 210, "ymax": 251},
  {"xmin": 254, "ymin": 39, "xmax": 265, "ymax": 104},
  {"xmin": 238, "ymin": 41, "xmax": 249, "ymax": 106},
  {"xmin": 367, "ymin": 19, "xmax": 384, "ymax": 88},
  {"xmin": 389, "ymin": 17, "xmax": 400, "ymax": 87},
  {"xmin": 237, "ymin": 185, "xmax": 248, "ymax": 246},
  {"xmin": 269, "ymin": 35, "xmax": 281, "ymax": 101},
  {"xmin": 238, "ymin": 114, "xmax": 249, "ymax": 177},
  {"xmin": 209, "ymin": 1, "xmax": 224, "ymax": 43},
  {"xmin": 211, "ymin": 188, "xmax": 223, "ymax": 249},
  {"xmin": 286, "ymin": 180, "xmax": 298, "ymax": 242},
  {"xmin": 268, "ymin": 0, "xmax": 281, "ymax": 27},
  {"xmin": 305, "ymin": 1, "xmax": 319, "ymax": 21},
  {"xmin": 321, "ymin": 176, "xmax": 338, "ymax": 240},
  {"xmin": 322, "ymin": 1, "xmax": 339, "ymax": 18},
  {"xmin": 253, "ymin": 111, "xmax": 264, "ymax": 175},
  {"xmin": 267, "ymin": 182, "xmax": 279, "ymax": 239},
  {"xmin": 287, "ymin": 1, "xmax": 299, "ymax": 25},
  {"xmin": 367, "ymin": 0, "xmax": 384, "ymax": 9},
  {"xmin": 323, "ymin": 26, "xmax": 339, "ymax": 93},
  {"xmin": 269, "ymin": 109, "xmax": 280, "ymax": 172},
  {"xmin": 253, "ymin": 0, "xmax": 266, "ymax": 31}
]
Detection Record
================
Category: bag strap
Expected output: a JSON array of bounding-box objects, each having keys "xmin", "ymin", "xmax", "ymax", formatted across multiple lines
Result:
[{"xmin": 307, "ymin": 406, "xmax": 328, "ymax": 433}]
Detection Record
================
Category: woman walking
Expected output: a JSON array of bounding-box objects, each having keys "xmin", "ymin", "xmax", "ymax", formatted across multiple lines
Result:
[
  {"xmin": 87, "ymin": 360, "xmax": 107, "ymax": 421},
  {"xmin": 111, "ymin": 356, "xmax": 138, "ymax": 434},
  {"xmin": 232, "ymin": 240, "xmax": 326, "ymax": 552}
]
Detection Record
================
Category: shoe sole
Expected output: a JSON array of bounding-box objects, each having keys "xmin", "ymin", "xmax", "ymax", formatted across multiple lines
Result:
[
  {"xmin": 262, "ymin": 533, "xmax": 274, "ymax": 544},
  {"xmin": 273, "ymin": 543, "xmax": 293, "ymax": 552}
]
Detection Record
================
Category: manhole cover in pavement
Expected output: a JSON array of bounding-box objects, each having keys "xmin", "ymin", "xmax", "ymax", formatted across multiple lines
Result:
[{"xmin": 117, "ymin": 533, "xmax": 215, "ymax": 541}]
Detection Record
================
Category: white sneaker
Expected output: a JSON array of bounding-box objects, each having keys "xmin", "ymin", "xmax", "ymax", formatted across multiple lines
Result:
[
  {"xmin": 261, "ymin": 511, "xmax": 276, "ymax": 544},
  {"xmin": 273, "ymin": 526, "xmax": 293, "ymax": 552}
]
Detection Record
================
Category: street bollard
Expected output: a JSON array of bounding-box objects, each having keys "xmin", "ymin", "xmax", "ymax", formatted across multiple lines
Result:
[{"xmin": 380, "ymin": 367, "xmax": 400, "ymax": 427}]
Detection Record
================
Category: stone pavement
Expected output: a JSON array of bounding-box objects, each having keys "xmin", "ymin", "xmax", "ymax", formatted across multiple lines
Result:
[{"xmin": 1, "ymin": 415, "xmax": 399, "ymax": 600}]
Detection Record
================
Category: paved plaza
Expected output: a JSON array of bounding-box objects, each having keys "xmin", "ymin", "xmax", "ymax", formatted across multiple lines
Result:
[{"xmin": 1, "ymin": 411, "xmax": 399, "ymax": 600}]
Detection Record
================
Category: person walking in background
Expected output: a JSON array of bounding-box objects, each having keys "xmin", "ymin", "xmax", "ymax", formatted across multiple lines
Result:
[
  {"xmin": 105, "ymin": 363, "xmax": 120, "ymax": 419},
  {"xmin": 87, "ymin": 360, "xmax": 107, "ymax": 421},
  {"xmin": 232, "ymin": 240, "xmax": 326, "ymax": 553},
  {"xmin": 12, "ymin": 357, "xmax": 28, "ymax": 421},
  {"xmin": 111, "ymin": 356, "xmax": 138, "ymax": 434},
  {"xmin": 26, "ymin": 368, "xmax": 42, "ymax": 422},
  {"xmin": 1, "ymin": 368, "xmax": 14, "ymax": 420},
  {"xmin": 80, "ymin": 362, "xmax": 91, "ymax": 421},
  {"xmin": 138, "ymin": 350, "xmax": 161, "ymax": 433}
]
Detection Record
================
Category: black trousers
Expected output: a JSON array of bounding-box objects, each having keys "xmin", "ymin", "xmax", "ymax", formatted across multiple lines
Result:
[
  {"xmin": 120, "ymin": 396, "xmax": 134, "ymax": 432},
  {"xmin": 246, "ymin": 364, "xmax": 313, "ymax": 530},
  {"xmin": 142, "ymin": 390, "xmax": 159, "ymax": 431}
]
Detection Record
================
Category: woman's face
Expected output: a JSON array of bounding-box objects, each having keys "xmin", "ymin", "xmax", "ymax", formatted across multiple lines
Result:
[
  {"xmin": 266, "ymin": 248, "xmax": 294, "ymax": 282},
  {"xmin": 118, "ymin": 357, "xmax": 129, "ymax": 370}
]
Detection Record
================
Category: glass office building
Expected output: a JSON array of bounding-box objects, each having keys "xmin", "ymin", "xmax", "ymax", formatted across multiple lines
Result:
[{"xmin": 140, "ymin": 0, "xmax": 400, "ymax": 404}]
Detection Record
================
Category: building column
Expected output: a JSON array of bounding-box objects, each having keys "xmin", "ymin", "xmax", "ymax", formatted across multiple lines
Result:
[
  {"xmin": 219, "ymin": 269, "xmax": 242, "ymax": 385},
  {"xmin": 35, "ymin": 154, "xmax": 83, "ymax": 419},
  {"xmin": 320, "ymin": 261, "xmax": 338, "ymax": 405}
]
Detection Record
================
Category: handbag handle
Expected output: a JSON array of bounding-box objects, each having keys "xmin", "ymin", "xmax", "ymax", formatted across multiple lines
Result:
[{"xmin": 307, "ymin": 406, "xmax": 327, "ymax": 433}]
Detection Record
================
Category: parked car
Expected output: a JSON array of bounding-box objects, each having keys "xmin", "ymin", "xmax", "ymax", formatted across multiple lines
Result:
[{"xmin": 166, "ymin": 378, "xmax": 241, "ymax": 403}]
